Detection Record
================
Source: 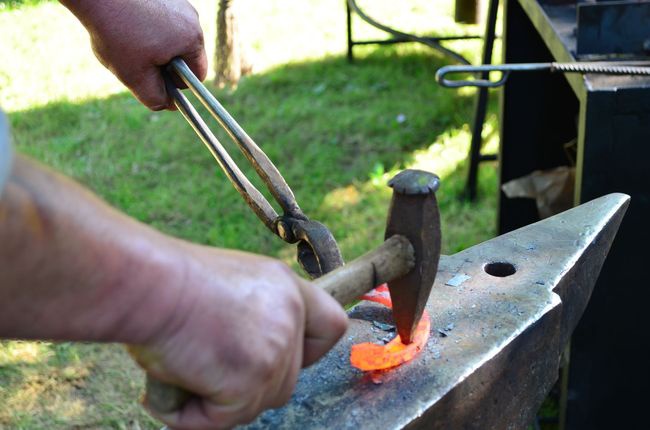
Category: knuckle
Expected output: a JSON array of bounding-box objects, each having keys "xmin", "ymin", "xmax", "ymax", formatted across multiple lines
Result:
[
  {"xmin": 266, "ymin": 261, "xmax": 303, "ymax": 294},
  {"xmin": 271, "ymin": 260, "xmax": 302, "ymax": 288},
  {"xmin": 192, "ymin": 27, "xmax": 205, "ymax": 46},
  {"xmin": 240, "ymin": 407, "xmax": 264, "ymax": 427},
  {"xmin": 255, "ymin": 354, "xmax": 279, "ymax": 383},
  {"xmin": 332, "ymin": 308, "xmax": 349, "ymax": 337},
  {"xmin": 265, "ymin": 258, "xmax": 292, "ymax": 277},
  {"xmin": 284, "ymin": 287, "xmax": 304, "ymax": 318},
  {"xmin": 179, "ymin": 6, "xmax": 204, "ymax": 45},
  {"xmin": 185, "ymin": 2, "xmax": 200, "ymax": 20}
]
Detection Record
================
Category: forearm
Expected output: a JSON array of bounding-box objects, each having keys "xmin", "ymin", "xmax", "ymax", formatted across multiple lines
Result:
[{"xmin": 0, "ymin": 155, "xmax": 188, "ymax": 343}]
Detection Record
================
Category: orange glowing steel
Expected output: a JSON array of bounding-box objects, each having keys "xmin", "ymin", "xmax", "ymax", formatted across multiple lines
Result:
[{"xmin": 350, "ymin": 284, "xmax": 431, "ymax": 371}]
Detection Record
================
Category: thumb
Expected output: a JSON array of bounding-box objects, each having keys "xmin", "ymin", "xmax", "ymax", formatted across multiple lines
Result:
[{"xmin": 298, "ymin": 281, "xmax": 348, "ymax": 367}]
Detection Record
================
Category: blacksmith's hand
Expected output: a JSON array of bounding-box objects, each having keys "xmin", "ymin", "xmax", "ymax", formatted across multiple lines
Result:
[
  {"xmin": 0, "ymin": 155, "xmax": 346, "ymax": 430},
  {"xmin": 61, "ymin": 0, "xmax": 208, "ymax": 111},
  {"xmin": 129, "ymin": 244, "xmax": 348, "ymax": 430}
]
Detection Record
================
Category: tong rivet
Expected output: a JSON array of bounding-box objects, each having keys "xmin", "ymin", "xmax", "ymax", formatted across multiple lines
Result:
[{"xmin": 276, "ymin": 219, "xmax": 295, "ymax": 243}]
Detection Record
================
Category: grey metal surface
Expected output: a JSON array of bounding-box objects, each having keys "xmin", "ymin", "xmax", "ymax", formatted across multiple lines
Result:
[{"xmin": 242, "ymin": 193, "xmax": 629, "ymax": 429}]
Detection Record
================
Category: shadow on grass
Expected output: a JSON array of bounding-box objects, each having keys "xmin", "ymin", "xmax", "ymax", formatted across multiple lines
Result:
[
  {"xmin": 9, "ymin": 49, "xmax": 492, "ymax": 260},
  {"xmin": 0, "ymin": 341, "xmax": 157, "ymax": 428}
]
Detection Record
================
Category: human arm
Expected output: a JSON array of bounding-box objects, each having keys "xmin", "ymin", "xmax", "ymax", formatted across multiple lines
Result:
[
  {"xmin": 0, "ymin": 155, "xmax": 348, "ymax": 429},
  {"xmin": 59, "ymin": 0, "xmax": 208, "ymax": 111}
]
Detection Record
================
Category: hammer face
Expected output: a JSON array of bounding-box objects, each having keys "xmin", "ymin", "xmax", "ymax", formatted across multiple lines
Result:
[{"xmin": 385, "ymin": 186, "xmax": 441, "ymax": 344}]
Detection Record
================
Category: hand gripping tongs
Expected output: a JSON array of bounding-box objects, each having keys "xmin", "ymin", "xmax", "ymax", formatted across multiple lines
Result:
[{"xmin": 164, "ymin": 58, "xmax": 343, "ymax": 279}]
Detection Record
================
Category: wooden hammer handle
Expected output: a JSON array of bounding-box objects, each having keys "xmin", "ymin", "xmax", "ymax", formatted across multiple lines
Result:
[
  {"xmin": 314, "ymin": 234, "xmax": 414, "ymax": 305},
  {"xmin": 144, "ymin": 235, "xmax": 414, "ymax": 414}
]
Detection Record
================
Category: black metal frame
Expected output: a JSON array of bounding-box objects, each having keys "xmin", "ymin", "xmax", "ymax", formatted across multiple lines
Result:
[
  {"xmin": 345, "ymin": 0, "xmax": 481, "ymax": 64},
  {"xmin": 466, "ymin": 0, "xmax": 499, "ymax": 200},
  {"xmin": 500, "ymin": 0, "xmax": 650, "ymax": 428}
]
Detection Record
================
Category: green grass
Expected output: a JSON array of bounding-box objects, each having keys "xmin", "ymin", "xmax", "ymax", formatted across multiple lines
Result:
[
  {"xmin": 0, "ymin": 0, "xmax": 53, "ymax": 10},
  {"xmin": 1, "ymin": 0, "xmax": 499, "ymax": 428}
]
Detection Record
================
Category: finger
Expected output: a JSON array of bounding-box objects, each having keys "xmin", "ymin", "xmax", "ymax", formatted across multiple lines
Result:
[
  {"xmin": 267, "ymin": 309, "xmax": 304, "ymax": 409},
  {"xmin": 145, "ymin": 397, "xmax": 212, "ymax": 430},
  {"xmin": 299, "ymin": 281, "xmax": 349, "ymax": 367},
  {"xmin": 127, "ymin": 67, "xmax": 170, "ymax": 111},
  {"xmin": 167, "ymin": 48, "xmax": 207, "ymax": 91},
  {"xmin": 204, "ymin": 391, "xmax": 266, "ymax": 429},
  {"xmin": 151, "ymin": 394, "xmax": 259, "ymax": 430},
  {"xmin": 167, "ymin": 47, "xmax": 207, "ymax": 109},
  {"xmin": 182, "ymin": 45, "xmax": 209, "ymax": 82}
]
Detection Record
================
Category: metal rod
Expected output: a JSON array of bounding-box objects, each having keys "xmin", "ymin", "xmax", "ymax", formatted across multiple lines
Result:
[
  {"xmin": 436, "ymin": 62, "xmax": 650, "ymax": 88},
  {"xmin": 168, "ymin": 58, "xmax": 305, "ymax": 220},
  {"xmin": 163, "ymin": 75, "xmax": 279, "ymax": 232}
]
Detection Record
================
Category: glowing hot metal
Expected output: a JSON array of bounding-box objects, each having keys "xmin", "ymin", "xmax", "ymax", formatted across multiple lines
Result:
[{"xmin": 351, "ymin": 285, "xmax": 430, "ymax": 371}]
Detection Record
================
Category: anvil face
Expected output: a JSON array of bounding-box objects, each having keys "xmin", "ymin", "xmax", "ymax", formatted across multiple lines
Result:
[{"xmin": 243, "ymin": 194, "xmax": 629, "ymax": 430}]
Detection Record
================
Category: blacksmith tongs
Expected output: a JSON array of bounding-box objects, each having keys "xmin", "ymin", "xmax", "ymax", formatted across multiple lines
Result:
[{"xmin": 164, "ymin": 58, "xmax": 343, "ymax": 279}]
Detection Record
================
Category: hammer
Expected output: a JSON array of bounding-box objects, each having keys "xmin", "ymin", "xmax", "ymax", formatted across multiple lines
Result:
[{"xmin": 146, "ymin": 168, "xmax": 442, "ymax": 413}]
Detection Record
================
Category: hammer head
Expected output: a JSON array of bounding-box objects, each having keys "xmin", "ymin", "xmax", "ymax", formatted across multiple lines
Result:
[{"xmin": 385, "ymin": 170, "xmax": 441, "ymax": 344}]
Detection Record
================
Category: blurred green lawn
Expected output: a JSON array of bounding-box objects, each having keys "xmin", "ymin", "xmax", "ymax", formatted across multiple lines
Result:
[{"xmin": 1, "ymin": 0, "xmax": 499, "ymax": 428}]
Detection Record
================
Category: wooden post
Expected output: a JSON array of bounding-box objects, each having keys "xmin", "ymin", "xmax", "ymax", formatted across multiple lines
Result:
[
  {"xmin": 215, "ymin": 0, "xmax": 252, "ymax": 88},
  {"xmin": 455, "ymin": 0, "xmax": 482, "ymax": 24}
]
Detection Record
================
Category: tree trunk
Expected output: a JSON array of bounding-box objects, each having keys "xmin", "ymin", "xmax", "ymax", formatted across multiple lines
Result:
[{"xmin": 215, "ymin": 0, "xmax": 252, "ymax": 88}]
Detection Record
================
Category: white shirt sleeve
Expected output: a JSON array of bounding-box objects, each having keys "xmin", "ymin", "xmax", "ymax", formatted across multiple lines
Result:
[{"xmin": 0, "ymin": 111, "xmax": 13, "ymax": 196}]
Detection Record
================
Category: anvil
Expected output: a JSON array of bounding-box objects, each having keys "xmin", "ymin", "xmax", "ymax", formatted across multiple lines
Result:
[{"xmin": 243, "ymin": 193, "xmax": 629, "ymax": 429}]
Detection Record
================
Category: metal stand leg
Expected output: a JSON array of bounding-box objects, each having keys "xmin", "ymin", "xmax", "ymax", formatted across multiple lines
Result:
[
  {"xmin": 465, "ymin": 0, "xmax": 500, "ymax": 201},
  {"xmin": 346, "ymin": 0, "xmax": 354, "ymax": 62}
]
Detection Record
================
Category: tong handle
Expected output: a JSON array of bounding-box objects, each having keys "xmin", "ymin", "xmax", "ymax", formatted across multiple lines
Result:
[
  {"xmin": 164, "ymin": 73, "xmax": 280, "ymax": 231},
  {"xmin": 167, "ymin": 58, "xmax": 303, "ymax": 221}
]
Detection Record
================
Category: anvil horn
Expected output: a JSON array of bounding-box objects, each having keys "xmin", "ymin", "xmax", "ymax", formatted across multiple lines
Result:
[{"xmin": 243, "ymin": 193, "xmax": 630, "ymax": 430}]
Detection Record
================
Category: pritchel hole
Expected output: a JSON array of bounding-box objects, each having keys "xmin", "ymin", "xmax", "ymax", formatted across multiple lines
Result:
[{"xmin": 484, "ymin": 262, "xmax": 516, "ymax": 277}]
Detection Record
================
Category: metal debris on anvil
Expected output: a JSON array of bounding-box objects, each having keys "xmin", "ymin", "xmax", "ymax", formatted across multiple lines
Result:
[
  {"xmin": 372, "ymin": 321, "xmax": 396, "ymax": 332},
  {"xmin": 380, "ymin": 336, "xmax": 392, "ymax": 344},
  {"xmin": 445, "ymin": 273, "xmax": 471, "ymax": 287},
  {"xmin": 241, "ymin": 194, "xmax": 629, "ymax": 430},
  {"xmin": 437, "ymin": 322, "xmax": 455, "ymax": 337}
]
